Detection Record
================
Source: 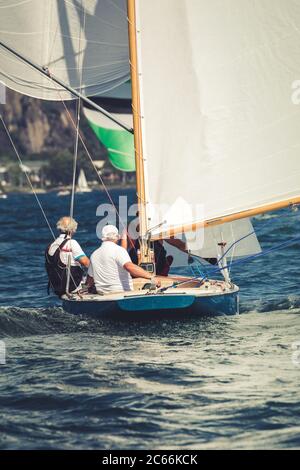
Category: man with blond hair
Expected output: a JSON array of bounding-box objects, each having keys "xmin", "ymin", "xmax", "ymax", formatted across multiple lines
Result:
[{"xmin": 45, "ymin": 216, "xmax": 89, "ymax": 296}]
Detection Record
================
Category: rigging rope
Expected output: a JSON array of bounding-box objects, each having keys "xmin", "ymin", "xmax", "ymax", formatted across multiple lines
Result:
[
  {"xmin": 70, "ymin": 0, "xmax": 86, "ymax": 219},
  {"xmin": 66, "ymin": 1, "xmax": 86, "ymax": 294},
  {"xmin": 217, "ymin": 230, "xmax": 255, "ymax": 265},
  {"xmin": 159, "ymin": 230, "xmax": 300, "ymax": 291},
  {"xmin": 69, "ymin": 95, "xmax": 80, "ymax": 220},
  {"xmin": 0, "ymin": 114, "xmax": 55, "ymax": 239},
  {"xmin": 57, "ymin": 94, "xmax": 136, "ymax": 252},
  {"xmin": 228, "ymin": 223, "xmax": 236, "ymax": 275},
  {"xmin": 214, "ymin": 234, "xmax": 300, "ymax": 275},
  {"xmin": 0, "ymin": 113, "xmax": 81, "ymax": 295},
  {"xmin": 187, "ymin": 229, "xmax": 256, "ymax": 272}
]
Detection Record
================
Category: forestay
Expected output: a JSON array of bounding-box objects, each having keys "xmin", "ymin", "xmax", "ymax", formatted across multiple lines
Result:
[
  {"xmin": 134, "ymin": 0, "xmax": 300, "ymax": 237},
  {"xmin": 0, "ymin": 0, "xmax": 130, "ymax": 100}
]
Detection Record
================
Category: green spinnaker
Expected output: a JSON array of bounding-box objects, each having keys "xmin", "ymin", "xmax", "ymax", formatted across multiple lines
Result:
[{"xmin": 88, "ymin": 119, "xmax": 135, "ymax": 172}]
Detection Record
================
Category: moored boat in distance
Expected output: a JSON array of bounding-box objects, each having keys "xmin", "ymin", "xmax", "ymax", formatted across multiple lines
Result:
[
  {"xmin": 76, "ymin": 169, "xmax": 92, "ymax": 194},
  {"xmin": 57, "ymin": 189, "xmax": 71, "ymax": 197}
]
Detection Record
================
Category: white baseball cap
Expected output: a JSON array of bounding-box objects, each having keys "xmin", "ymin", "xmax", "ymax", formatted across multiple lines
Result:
[{"xmin": 101, "ymin": 224, "xmax": 119, "ymax": 240}]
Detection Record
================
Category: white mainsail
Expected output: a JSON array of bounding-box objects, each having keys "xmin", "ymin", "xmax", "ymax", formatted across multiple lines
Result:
[
  {"xmin": 133, "ymin": 0, "xmax": 300, "ymax": 238},
  {"xmin": 77, "ymin": 169, "xmax": 91, "ymax": 193},
  {"xmin": 0, "ymin": 0, "xmax": 130, "ymax": 100}
]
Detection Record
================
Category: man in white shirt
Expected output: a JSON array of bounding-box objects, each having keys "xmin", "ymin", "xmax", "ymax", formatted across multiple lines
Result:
[
  {"xmin": 88, "ymin": 225, "xmax": 160, "ymax": 294},
  {"xmin": 46, "ymin": 216, "xmax": 89, "ymax": 296}
]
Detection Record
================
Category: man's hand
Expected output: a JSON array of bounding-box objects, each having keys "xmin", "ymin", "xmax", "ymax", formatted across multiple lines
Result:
[{"xmin": 79, "ymin": 256, "xmax": 90, "ymax": 268}]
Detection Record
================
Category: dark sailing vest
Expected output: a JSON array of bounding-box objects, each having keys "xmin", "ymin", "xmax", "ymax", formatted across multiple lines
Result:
[{"xmin": 45, "ymin": 238, "xmax": 83, "ymax": 297}]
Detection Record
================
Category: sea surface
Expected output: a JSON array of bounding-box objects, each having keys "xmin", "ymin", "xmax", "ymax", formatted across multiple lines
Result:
[{"xmin": 0, "ymin": 190, "xmax": 299, "ymax": 450}]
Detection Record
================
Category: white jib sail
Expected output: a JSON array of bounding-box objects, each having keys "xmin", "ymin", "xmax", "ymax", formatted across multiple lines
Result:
[
  {"xmin": 134, "ymin": 0, "xmax": 300, "ymax": 237},
  {"xmin": 0, "ymin": 0, "xmax": 130, "ymax": 100},
  {"xmin": 164, "ymin": 218, "xmax": 261, "ymax": 268},
  {"xmin": 186, "ymin": 218, "xmax": 261, "ymax": 260}
]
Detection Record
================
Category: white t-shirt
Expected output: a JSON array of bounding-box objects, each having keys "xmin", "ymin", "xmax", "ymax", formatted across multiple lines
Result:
[
  {"xmin": 48, "ymin": 234, "xmax": 86, "ymax": 266},
  {"xmin": 88, "ymin": 241, "xmax": 133, "ymax": 293}
]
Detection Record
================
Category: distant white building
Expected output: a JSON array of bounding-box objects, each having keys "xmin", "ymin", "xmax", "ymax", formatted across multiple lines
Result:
[
  {"xmin": 93, "ymin": 160, "xmax": 105, "ymax": 174},
  {"xmin": 19, "ymin": 161, "xmax": 45, "ymax": 184}
]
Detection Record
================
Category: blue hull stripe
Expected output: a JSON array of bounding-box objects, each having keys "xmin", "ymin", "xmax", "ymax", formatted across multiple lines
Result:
[{"xmin": 118, "ymin": 294, "xmax": 195, "ymax": 311}]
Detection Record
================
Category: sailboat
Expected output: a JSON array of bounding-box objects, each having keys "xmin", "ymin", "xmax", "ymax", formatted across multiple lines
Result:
[
  {"xmin": 0, "ymin": 181, "xmax": 7, "ymax": 199},
  {"xmin": 0, "ymin": 1, "xmax": 299, "ymax": 316},
  {"xmin": 77, "ymin": 168, "xmax": 91, "ymax": 193},
  {"xmin": 57, "ymin": 188, "xmax": 71, "ymax": 197}
]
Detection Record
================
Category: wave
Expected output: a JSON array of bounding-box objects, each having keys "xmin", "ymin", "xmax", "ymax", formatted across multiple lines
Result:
[
  {"xmin": 240, "ymin": 295, "xmax": 300, "ymax": 314},
  {"xmin": 0, "ymin": 306, "xmax": 104, "ymax": 338},
  {"xmin": 254, "ymin": 213, "xmax": 279, "ymax": 220},
  {"xmin": 0, "ymin": 296, "xmax": 299, "ymax": 338}
]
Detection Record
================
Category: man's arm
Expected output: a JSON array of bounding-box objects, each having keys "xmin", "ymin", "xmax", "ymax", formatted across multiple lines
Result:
[
  {"xmin": 120, "ymin": 228, "xmax": 128, "ymax": 250},
  {"xmin": 165, "ymin": 237, "xmax": 187, "ymax": 252},
  {"xmin": 72, "ymin": 240, "xmax": 90, "ymax": 268},
  {"xmin": 124, "ymin": 262, "xmax": 161, "ymax": 287},
  {"xmin": 78, "ymin": 256, "xmax": 90, "ymax": 268}
]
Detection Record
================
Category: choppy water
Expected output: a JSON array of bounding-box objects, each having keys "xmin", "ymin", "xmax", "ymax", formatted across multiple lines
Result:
[{"xmin": 0, "ymin": 190, "xmax": 300, "ymax": 449}]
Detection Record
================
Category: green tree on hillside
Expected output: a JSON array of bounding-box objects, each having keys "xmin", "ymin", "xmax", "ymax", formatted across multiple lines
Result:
[{"xmin": 43, "ymin": 151, "xmax": 96, "ymax": 186}]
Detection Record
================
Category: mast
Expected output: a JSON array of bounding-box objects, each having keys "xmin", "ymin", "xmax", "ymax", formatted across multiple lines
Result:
[
  {"xmin": 127, "ymin": 0, "xmax": 150, "ymax": 264},
  {"xmin": 0, "ymin": 40, "xmax": 133, "ymax": 134}
]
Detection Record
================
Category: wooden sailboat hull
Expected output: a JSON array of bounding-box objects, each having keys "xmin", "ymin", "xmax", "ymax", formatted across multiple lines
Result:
[{"xmin": 62, "ymin": 285, "xmax": 239, "ymax": 318}]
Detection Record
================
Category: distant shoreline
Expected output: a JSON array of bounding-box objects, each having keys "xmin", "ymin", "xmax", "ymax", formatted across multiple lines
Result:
[{"xmin": 1, "ymin": 183, "xmax": 136, "ymax": 195}]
